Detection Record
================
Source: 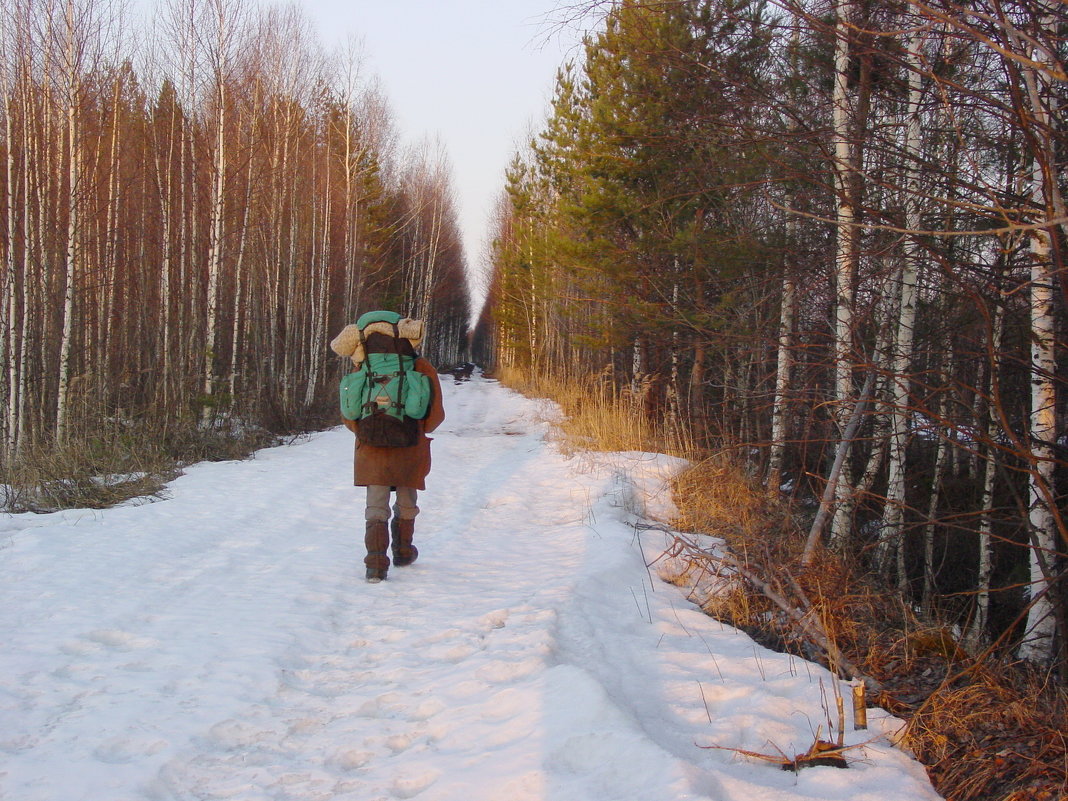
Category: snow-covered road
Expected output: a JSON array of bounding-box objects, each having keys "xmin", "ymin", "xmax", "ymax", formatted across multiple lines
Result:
[{"xmin": 0, "ymin": 376, "xmax": 940, "ymax": 800}]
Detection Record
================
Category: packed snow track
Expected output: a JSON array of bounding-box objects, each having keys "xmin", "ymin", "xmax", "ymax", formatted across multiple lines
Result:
[{"xmin": 0, "ymin": 374, "xmax": 940, "ymax": 801}]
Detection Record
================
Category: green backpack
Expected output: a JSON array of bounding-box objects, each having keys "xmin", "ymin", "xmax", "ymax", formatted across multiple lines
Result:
[{"xmin": 339, "ymin": 314, "xmax": 432, "ymax": 447}]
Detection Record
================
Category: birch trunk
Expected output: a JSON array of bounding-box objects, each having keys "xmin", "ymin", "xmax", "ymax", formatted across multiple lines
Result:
[
  {"xmin": 857, "ymin": 297, "xmax": 893, "ymax": 532},
  {"xmin": 631, "ymin": 335, "xmax": 646, "ymax": 395},
  {"xmin": 966, "ymin": 295, "xmax": 1006, "ymax": 648},
  {"xmin": 227, "ymin": 149, "xmax": 253, "ymax": 400},
  {"xmin": 689, "ymin": 341, "xmax": 705, "ymax": 427},
  {"xmin": 768, "ymin": 267, "xmax": 795, "ymax": 495},
  {"xmin": 880, "ymin": 20, "xmax": 925, "ymax": 586},
  {"xmin": 803, "ymin": 369, "xmax": 877, "ymax": 566},
  {"xmin": 342, "ymin": 98, "xmax": 358, "ymax": 318},
  {"xmin": 668, "ymin": 277, "xmax": 680, "ymax": 439},
  {"xmin": 768, "ymin": 15, "xmax": 801, "ymax": 495},
  {"xmin": 101, "ymin": 72, "xmax": 122, "ymax": 400},
  {"xmin": 178, "ymin": 102, "xmax": 192, "ymax": 389},
  {"xmin": 1019, "ymin": 191, "xmax": 1058, "ymax": 662},
  {"xmin": 921, "ymin": 355, "xmax": 951, "ymax": 614},
  {"xmin": 828, "ymin": 0, "xmax": 859, "ymax": 551},
  {"xmin": 202, "ymin": 0, "xmax": 230, "ymax": 419},
  {"xmin": 56, "ymin": 0, "xmax": 81, "ymax": 442},
  {"xmin": 17, "ymin": 69, "xmax": 36, "ymax": 448},
  {"xmin": 303, "ymin": 144, "xmax": 330, "ymax": 409},
  {"xmin": 156, "ymin": 94, "xmax": 177, "ymax": 412},
  {"xmin": 1016, "ymin": 5, "xmax": 1060, "ymax": 665},
  {"xmin": 3, "ymin": 90, "xmax": 19, "ymax": 456}
]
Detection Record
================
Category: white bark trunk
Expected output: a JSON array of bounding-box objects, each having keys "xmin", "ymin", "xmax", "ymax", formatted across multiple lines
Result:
[
  {"xmin": 1020, "ymin": 204, "xmax": 1058, "ymax": 662},
  {"xmin": 56, "ymin": 0, "xmax": 80, "ymax": 442},
  {"xmin": 768, "ymin": 267, "xmax": 795, "ymax": 494},
  {"xmin": 668, "ymin": 276, "xmax": 680, "ymax": 438},
  {"xmin": 967, "ymin": 295, "xmax": 1005, "ymax": 649},
  {"xmin": 156, "ymin": 102, "xmax": 176, "ymax": 411},
  {"xmin": 880, "ymin": 21, "xmax": 925, "ymax": 585},
  {"xmin": 304, "ymin": 149, "xmax": 330, "ymax": 409},
  {"xmin": 3, "ymin": 91, "xmax": 18, "ymax": 457},
  {"xmin": 202, "ymin": 28, "xmax": 227, "ymax": 418},
  {"xmin": 768, "ymin": 18, "xmax": 802, "ymax": 495},
  {"xmin": 1017, "ymin": 7, "xmax": 1060, "ymax": 665},
  {"xmin": 921, "ymin": 377, "xmax": 950, "ymax": 612},
  {"xmin": 228, "ymin": 151, "xmax": 253, "ymax": 400},
  {"xmin": 828, "ymin": 0, "xmax": 858, "ymax": 550}
]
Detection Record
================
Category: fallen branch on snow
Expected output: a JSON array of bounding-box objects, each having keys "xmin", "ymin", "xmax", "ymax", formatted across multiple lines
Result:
[
  {"xmin": 699, "ymin": 729, "xmax": 881, "ymax": 772},
  {"xmin": 653, "ymin": 532, "xmax": 882, "ymax": 694}
]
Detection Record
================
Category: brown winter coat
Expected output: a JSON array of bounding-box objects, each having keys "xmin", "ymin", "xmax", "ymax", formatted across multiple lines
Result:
[{"xmin": 342, "ymin": 357, "xmax": 445, "ymax": 490}]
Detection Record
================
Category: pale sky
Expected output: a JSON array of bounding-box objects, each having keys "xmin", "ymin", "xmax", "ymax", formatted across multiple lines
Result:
[{"xmin": 303, "ymin": 1, "xmax": 593, "ymax": 301}]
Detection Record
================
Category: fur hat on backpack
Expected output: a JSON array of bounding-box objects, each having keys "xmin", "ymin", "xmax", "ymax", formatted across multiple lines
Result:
[{"xmin": 330, "ymin": 311, "xmax": 423, "ymax": 367}]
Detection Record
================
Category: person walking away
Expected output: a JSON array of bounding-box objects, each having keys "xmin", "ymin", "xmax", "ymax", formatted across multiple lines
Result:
[{"xmin": 330, "ymin": 311, "xmax": 445, "ymax": 582}]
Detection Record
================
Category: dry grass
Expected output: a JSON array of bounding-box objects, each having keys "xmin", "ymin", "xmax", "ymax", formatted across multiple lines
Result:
[
  {"xmin": 904, "ymin": 668, "xmax": 1068, "ymax": 801},
  {"xmin": 671, "ymin": 455, "xmax": 776, "ymax": 541},
  {"xmin": 1, "ymin": 415, "xmax": 280, "ymax": 513},
  {"xmin": 665, "ymin": 456, "xmax": 816, "ymax": 634},
  {"xmin": 495, "ymin": 365, "xmax": 693, "ymax": 456},
  {"xmin": 667, "ymin": 453, "xmax": 1068, "ymax": 801},
  {"xmin": 2, "ymin": 436, "xmax": 175, "ymax": 512},
  {"xmin": 653, "ymin": 532, "xmax": 758, "ymax": 628}
]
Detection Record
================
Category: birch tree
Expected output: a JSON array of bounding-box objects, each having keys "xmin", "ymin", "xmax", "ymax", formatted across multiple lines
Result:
[
  {"xmin": 1, "ymin": 0, "xmax": 25, "ymax": 457},
  {"xmin": 827, "ymin": 0, "xmax": 862, "ymax": 550},
  {"xmin": 879, "ymin": 14, "xmax": 927, "ymax": 583},
  {"xmin": 55, "ymin": 0, "xmax": 88, "ymax": 441},
  {"xmin": 1018, "ymin": 48, "xmax": 1059, "ymax": 664},
  {"xmin": 198, "ymin": 0, "xmax": 247, "ymax": 417}
]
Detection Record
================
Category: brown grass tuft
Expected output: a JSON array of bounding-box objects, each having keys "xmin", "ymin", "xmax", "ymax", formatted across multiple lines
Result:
[
  {"xmin": 671, "ymin": 455, "xmax": 773, "ymax": 540},
  {"xmin": 495, "ymin": 365, "xmax": 693, "ymax": 456},
  {"xmin": 2, "ymin": 437, "xmax": 174, "ymax": 512},
  {"xmin": 903, "ymin": 667, "xmax": 1068, "ymax": 801},
  {"xmin": 668, "ymin": 454, "xmax": 1068, "ymax": 801},
  {"xmin": 2, "ymin": 414, "xmax": 280, "ymax": 513}
]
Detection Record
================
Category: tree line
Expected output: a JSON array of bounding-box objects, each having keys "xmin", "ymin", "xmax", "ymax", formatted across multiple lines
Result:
[
  {"xmin": 477, "ymin": 0, "xmax": 1066, "ymax": 667},
  {"xmin": 0, "ymin": 0, "xmax": 470, "ymax": 466}
]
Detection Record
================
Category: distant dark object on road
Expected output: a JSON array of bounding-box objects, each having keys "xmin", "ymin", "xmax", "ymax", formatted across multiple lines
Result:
[{"xmin": 450, "ymin": 362, "xmax": 476, "ymax": 383}]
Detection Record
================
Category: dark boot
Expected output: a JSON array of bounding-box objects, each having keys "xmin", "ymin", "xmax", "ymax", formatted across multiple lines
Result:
[
  {"xmin": 365, "ymin": 521, "xmax": 390, "ymax": 582},
  {"xmin": 390, "ymin": 517, "xmax": 418, "ymax": 566}
]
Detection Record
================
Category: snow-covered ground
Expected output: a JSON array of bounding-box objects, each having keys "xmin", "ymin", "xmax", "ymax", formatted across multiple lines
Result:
[{"xmin": 0, "ymin": 375, "xmax": 941, "ymax": 801}]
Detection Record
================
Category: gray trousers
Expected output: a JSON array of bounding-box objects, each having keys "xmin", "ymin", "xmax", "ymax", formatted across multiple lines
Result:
[{"xmin": 364, "ymin": 485, "xmax": 419, "ymax": 523}]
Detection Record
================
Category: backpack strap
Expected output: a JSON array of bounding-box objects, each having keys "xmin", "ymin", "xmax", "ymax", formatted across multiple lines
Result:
[{"xmin": 393, "ymin": 322, "xmax": 407, "ymax": 417}]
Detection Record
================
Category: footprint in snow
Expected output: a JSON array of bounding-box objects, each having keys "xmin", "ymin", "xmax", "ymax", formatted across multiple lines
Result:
[
  {"xmin": 327, "ymin": 747, "xmax": 374, "ymax": 771},
  {"xmin": 479, "ymin": 609, "xmax": 509, "ymax": 630},
  {"xmin": 356, "ymin": 691, "xmax": 406, "ymax": 719},
  {"xmin": 391, "ymin": 769, "xmax": 440, "ymax": 799},
  {"xmin": 444, "ymin": 679, "xmax": 485, "ymax": 699},
  {"xmin": 409, "ymin": 698, "xmax": 446, "ymax": 721},
  {"xmin": 478, "ymin": 687, "xmax": 525, "ymax": 722},
  {"xmin": 207, "ymin": 719, "xmax": 275, "ymax": 750},
  {"xmin": 93, "ymin": 735, "xmax": 168, "ymax": 764},
  {"xmin": 59, "ymin": 639, "xmax": 102, "ymax": 657},
  {"xmin": 425, "ymin": 642, "xmax": 476, "ymax": 663},
  {"xmin": 86, "ymin": 629, "xmax": 158, "ymax": 650},
  {"xmin": 474, "ymin": 656, "xmax": 543, "ymax": 684},
  {"xmin": 422, "ymin": 627, "xmax": 464, "ymax": 645},
  {"xmin": 385, "ymin": 733, "xmax": 414, "ymax": 753}
]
